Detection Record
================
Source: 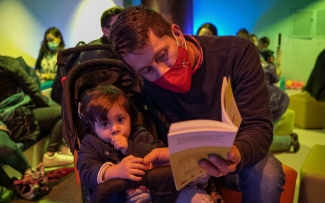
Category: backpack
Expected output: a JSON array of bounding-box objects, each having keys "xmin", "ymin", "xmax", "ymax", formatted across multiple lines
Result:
[{"xmin": 0, "ymin": 93, "xmax": 40, "ymax": 143}]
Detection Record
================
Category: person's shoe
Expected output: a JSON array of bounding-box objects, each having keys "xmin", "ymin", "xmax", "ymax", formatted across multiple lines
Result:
[
  {"xmin": 43, "ymin": 152, "xmax": 74, "ymax": 167},
  {"xmin": 16, "ymin": 183, "xmax": 40, "ymax": 200},
  {"xmin": 59, "ymin": 145, "xmax": 73, "ymax": 156},
  {"xmin": 290, "ymin": 133, "xmax": 300, "ymax": 153}
]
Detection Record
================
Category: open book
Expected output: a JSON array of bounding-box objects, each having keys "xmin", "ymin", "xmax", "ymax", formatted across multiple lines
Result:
[{"xmin": 167, "ymin": 77, "xmax": 242, "ymax": 191}]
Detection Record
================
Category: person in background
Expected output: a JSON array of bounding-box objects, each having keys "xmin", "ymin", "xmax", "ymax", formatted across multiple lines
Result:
[
  {"xmin": 0, "ymin": 122, "xmax": 48, "ymax": 200},
  {"xmin": 304, "ymin": 49, "xmax": 325, "ymax": 101},
  {"xmin": 0, "ymin": 55, "xmax": 73, "ymax": 168},
  {"xmin": 262, "ymin": 61, "xmax": 300, "ymax": 153},
  {"xmin": 236, "ymin": 28, "xmax": 250, "ymax": 39},
  {"xmin": 50, "ymin": 6, "xmax": 123, "ymax": 104},
  {"xmin": 35, "ymin": 27, "xmax": 65, "ymax": 82},
  {"xmin": 109, "ymin": 5, "xmax": 284, "ymax": 203},
  {"xmin": 196, "ymin": 23, "xmax": 218, "ymax": 36},
  {"xmin": 258, "ymin": 36, "xmax": 275, "ymax": 64},
  {"xmin": 90, "ymin": 6, "xmax": 124, "ymax": 46},
  {"xmin": 250, "ymin": 34, "xmax": 258, "ymax": 46}
]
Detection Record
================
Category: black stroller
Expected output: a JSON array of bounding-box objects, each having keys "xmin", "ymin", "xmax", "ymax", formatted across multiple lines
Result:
[{"xmin": 58, "ymin": 45, "xmax": 179, "ymax": 203}]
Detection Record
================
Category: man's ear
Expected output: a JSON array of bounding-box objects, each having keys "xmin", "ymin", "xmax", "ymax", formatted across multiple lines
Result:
[
  {"xmin": 171, "ymin": 24, "xmax": 185, "ymax": 46},
  {"xmin": 102, "ymin": 27, "xmax": 109, "ymax": 37}
]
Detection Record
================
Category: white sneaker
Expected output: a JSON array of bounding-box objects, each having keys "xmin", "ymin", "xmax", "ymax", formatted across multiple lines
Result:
[
  {"xmin": 43, "ymin": 152, "xmax": 74, "ymax": 167},
  {"xmin": 59, "ymin": 145, "xmax": 73, "ymax": 156}
]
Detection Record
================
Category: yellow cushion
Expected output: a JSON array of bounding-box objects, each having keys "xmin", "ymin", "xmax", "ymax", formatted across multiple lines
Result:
[{"xmin": 288, "ymin": 92, "xmax": 325, "ymax": 129}]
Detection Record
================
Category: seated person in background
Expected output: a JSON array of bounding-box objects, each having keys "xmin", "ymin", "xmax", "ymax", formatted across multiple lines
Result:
[
  {"xmin": 88, "ymin": 6, "xmax": 124, "ymax": 47},
  {"xmin": 250, "ymin": 34, "xmax": 258, "ymax": 46},
  {"xmin": 304, "ymin": 49, "xmax": 325, "ymax": 101},
  {"xmin": 0, "ymin": 55, "xmax": 73, "ymax": 168},
  {"xmin": 236, "ymin": 28, "xmax": 250, "ymax": 39},
  {"xmin": 258, "ymin": 36, "xmax": 275, "ymax": 64},
  {"xmin": 35, "ymin": 27, "xmax": 65, "ymax": 83},
  {"xmin": 0, "ymin": 122, "xmax": 48, "ymax": 200},
  {"xmin": 196, "ymin": 23, "xmax": 218, "ymax": 36},
  {"xmin": 109, "ymin": 5, "xmax": 285, "ymax": 203},
  {"xmin": 51, "ymin": 6, "xmax": 123, "ymax": 104},
  {"xmin": 262, "ymin": 61, "xmax": 300, "ymax": 153}
]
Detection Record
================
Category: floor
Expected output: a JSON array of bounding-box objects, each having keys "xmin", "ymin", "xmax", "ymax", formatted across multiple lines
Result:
[
  {"xmin": 275, "ymin": 126, "xmax": 325, "ymax": 203},
  {"xmin": 274, "ymin": 89, "xmax": 325, "ymax": 203}
]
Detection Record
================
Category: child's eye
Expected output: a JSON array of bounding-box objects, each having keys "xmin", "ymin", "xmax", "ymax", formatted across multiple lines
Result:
[
  {"xmin": 100, "ymin": 121, "xmax": 108, "ymax": 127},
  {"xmin": 117, "ymin": 117, "xmax": 124, "ymax": 123}
]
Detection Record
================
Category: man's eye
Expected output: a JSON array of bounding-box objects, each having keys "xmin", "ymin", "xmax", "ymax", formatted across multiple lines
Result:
[
  {"xmin": 142, "ymin": 67, "xmax": 152, "ymax": 74},
  {"xmin": 158, "ymin": 51, "xmax": 167, "ymax": 62}
]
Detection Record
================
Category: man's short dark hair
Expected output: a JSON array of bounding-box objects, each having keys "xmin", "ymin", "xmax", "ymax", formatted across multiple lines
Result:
[
  {"xmin": 259, "ymin": 37, "xmax": 270, "ymax": 46},
  {"xmin": 100, "ymin": 6, "xmax": 124, "ymax": 28},
  {"xmin": 108, "ymin": 5, "xmax": 174, "ymax": 58}
]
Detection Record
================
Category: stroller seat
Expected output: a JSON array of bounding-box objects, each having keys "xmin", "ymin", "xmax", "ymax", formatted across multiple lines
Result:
[{"xmin": 60, "ymin": 55, "xmax": 178, "ymax": 203}]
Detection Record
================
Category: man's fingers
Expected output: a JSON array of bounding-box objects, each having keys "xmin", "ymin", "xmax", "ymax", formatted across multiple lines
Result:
[
  {"xmin": 227, "ymin": 146, "xmax": 241, "ymax": 164},
  {"xmin": 198, "ymin": 159, "xmax": 223, "ymax": 177},
  {"xmin": 143, "ymin": 151, "xmax": 157, "ymax": 165}
]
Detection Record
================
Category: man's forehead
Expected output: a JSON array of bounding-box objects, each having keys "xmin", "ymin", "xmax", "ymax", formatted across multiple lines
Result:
[{"xmin": 124, "ymin": 45, "xmax": 154, "ymax": 71}]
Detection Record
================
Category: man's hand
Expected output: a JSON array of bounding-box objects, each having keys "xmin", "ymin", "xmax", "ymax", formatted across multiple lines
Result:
[
  {"xmin": 198, "ymin": 145, "xmax": 241, "ymax": 177},
  {"xmin": 115, "ymin": 155, "xmax": 146, "ymax": 181},
  {"xmin": 143, "ymin": 147, "xmax": 170, "ymax": 167},
  {"xmin": 111, "ymin": 135, "xmax": 128, "ymax": 155}
]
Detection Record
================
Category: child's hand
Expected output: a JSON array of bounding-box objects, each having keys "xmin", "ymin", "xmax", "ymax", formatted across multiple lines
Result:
[
  {"xmin": 116, "ymin": 155, "xmax": 146, "ymax": 181},
  {"xmin": 111, "ymin": 135, "xmax": 128, "ymax": 155}
]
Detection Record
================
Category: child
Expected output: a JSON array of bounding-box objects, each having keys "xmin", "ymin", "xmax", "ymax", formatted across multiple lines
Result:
[
  {"xmin": 77, "ymin": 85, "xmax": 165, "ymax": 202},
  {"xmin": 77, "ymin": 85, "xmax": 219, "ymax": 202}
]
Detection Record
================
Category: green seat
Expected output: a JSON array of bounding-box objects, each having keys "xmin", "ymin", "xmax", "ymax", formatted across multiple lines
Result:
[{"xmin": 274, "ymin": 109, "xmax": 295, "ymax": 135}]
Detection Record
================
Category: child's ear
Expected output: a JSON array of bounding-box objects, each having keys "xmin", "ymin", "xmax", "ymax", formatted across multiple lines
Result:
[{"xmin": 78, "ymin": 102, "xmax": 84, "ymax": 119}]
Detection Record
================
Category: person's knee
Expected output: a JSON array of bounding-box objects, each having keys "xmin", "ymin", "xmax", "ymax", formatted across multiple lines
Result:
[
  {"xmin": 175, "ymin": 186, "xmax": 214, "ymax": 203},
  {"xmin": 0, "ymin": 142, "xmax": 20, "ymax": 158},
  {"xmin": 267, "ymin": 159, "xmax": 284, "ymax": 184},
  {"xmin": 241, "ymin": 153, "xmax": 285, "ymax": 188},
  {"xmin": 256, "ymin": 153, "xmax": 285, "ymax": 190}
]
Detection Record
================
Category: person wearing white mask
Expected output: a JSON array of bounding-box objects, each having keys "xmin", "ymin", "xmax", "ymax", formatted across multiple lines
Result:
[{"xmin": 35, "ymin": 27, "xmax": 65, "ymax": 82}]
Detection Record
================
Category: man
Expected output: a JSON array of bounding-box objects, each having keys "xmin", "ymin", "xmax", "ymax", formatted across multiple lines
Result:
[
  {"xmin": 51, "ymin": 6, "xmax": 124, "ymax": 104},
  {"xmin": 258, "ymin": 36, "xmax": 275, "ymax": 64},
  {"xmin": 87, "ymin": 5, "xmax": 124, "ymax": 47},
  {"xmin": 109, "ymin": 5, "xmax": 285, "ymax": 203}
]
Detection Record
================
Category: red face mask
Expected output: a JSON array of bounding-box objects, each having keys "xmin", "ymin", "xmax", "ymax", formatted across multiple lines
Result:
[{"xmin": 152, "ymin": 35, "xmax": 192, "ymax": 93}]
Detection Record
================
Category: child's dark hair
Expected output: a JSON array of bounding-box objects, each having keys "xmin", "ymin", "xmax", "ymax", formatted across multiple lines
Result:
[{"xmin": 78, "ymin": 85, "xmax": 138, "ymax": 134}]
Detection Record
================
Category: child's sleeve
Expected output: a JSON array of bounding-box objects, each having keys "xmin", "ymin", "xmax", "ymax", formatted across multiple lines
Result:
[{"xmin": 127, "ymin": 126, "xmax": 165, "ymax": 157}]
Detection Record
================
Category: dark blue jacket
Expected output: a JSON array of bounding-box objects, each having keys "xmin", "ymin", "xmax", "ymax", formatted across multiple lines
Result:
[{"xmin": 77, "ymin": 125, "xmax": 165, "ymax": 190}]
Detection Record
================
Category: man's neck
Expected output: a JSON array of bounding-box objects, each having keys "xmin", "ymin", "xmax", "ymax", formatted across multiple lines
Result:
[{"xmin": 185, "ymin": 35, "xmax": 202, "ymax": 72}]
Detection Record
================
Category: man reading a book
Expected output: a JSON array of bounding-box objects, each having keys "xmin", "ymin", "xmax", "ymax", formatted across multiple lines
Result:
[{"xmin": 109, "ymin": 5, "xmax": 285, "ymax": 203}]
